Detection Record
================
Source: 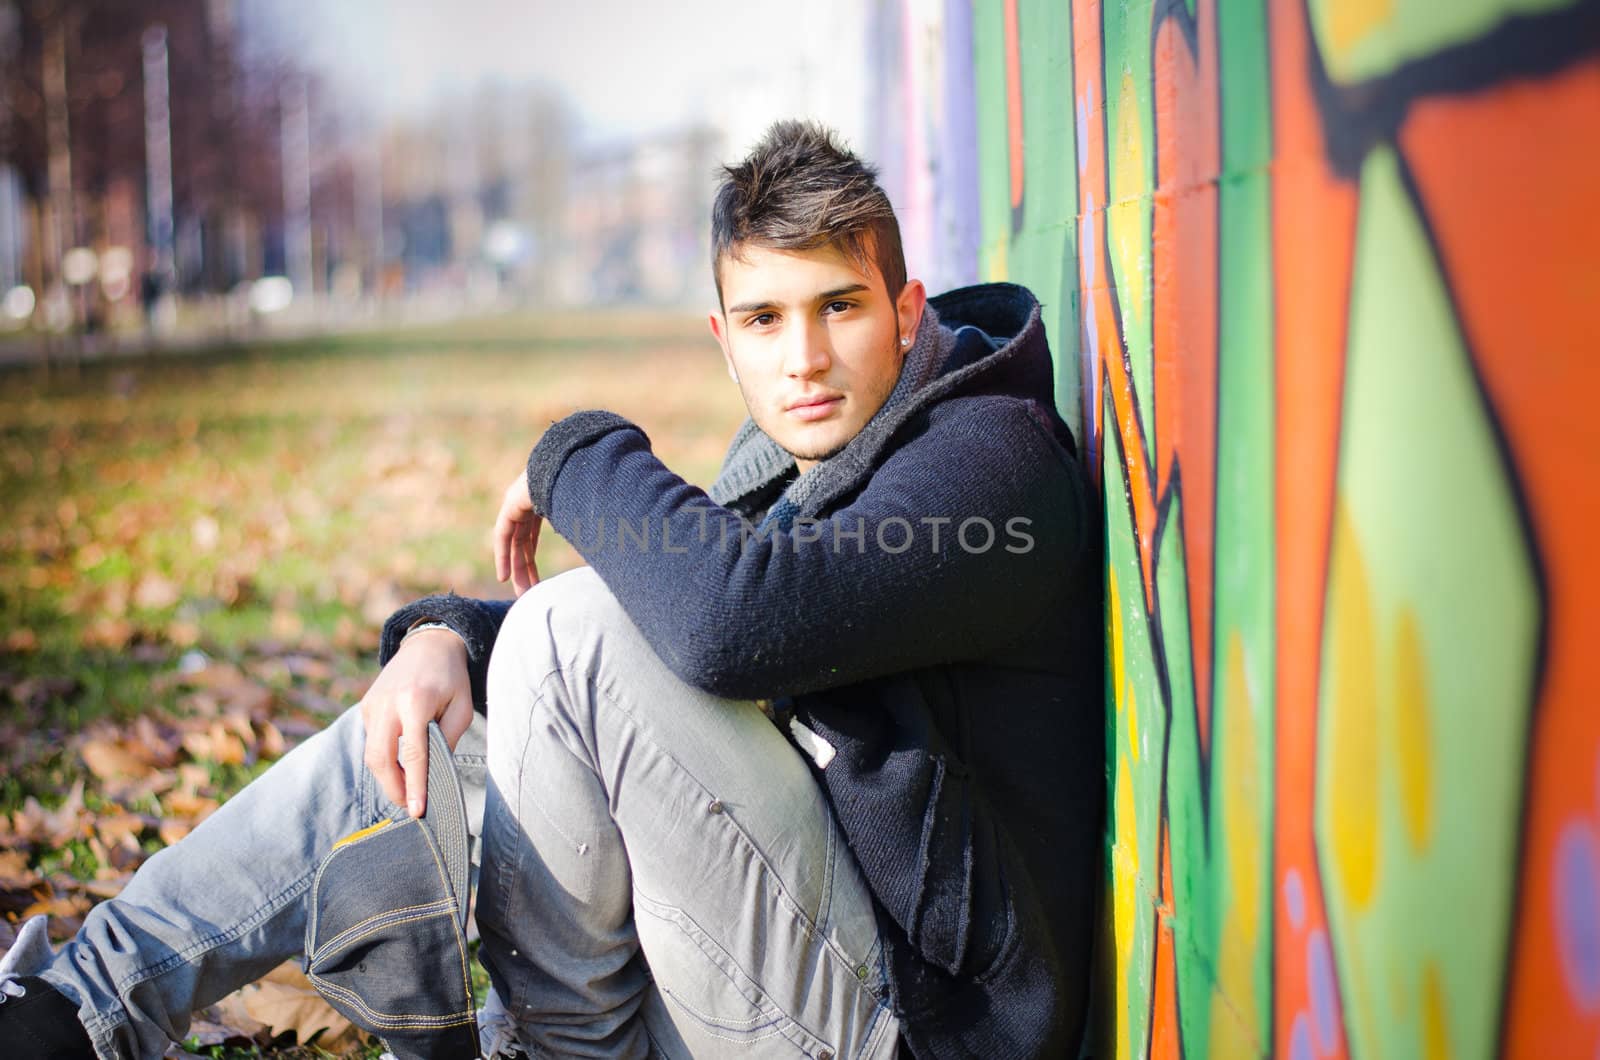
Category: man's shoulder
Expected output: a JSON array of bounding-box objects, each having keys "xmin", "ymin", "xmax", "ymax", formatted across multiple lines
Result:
[{"xmin": 900, "ymin": 391, "xmax": 1074, "ymax": 466}]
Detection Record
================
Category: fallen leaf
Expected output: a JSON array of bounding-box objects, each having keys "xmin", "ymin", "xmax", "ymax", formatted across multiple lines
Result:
[
  {"xmin": 198, "ymin": 991, "xmax": 268, "ymax": 1042},
  {"xmin": 94, "ymin": 811, "xmax": 149, "ymax": 852},
  {"xmin": 239, "ymin": 960, "xmax": 361, "ymax": 1050},
  {"xmin": 22, "ymin": 893, "xmax": 90, "ymax": 921},
  {"xmin": 176, "ymin": 763, "xmax": 210, "ymax": 794},
  {"xmin": 258, "ymin": 720, "xmax": 286, "ymax": 759},
  {"xmin": 81, "ymin": 617, "xmax": 135, "ymax": 650},
  {"xmin": 0, "ymin": 849, "xmax": 38, "ymax": 888},
  {"xmin": 133, "ymin": 574, "xmax": 181, "ymax": 610},
  {"xmin": 80, "ymin": 738, "xmax": 155, "ymax": 782},
  {"xmin": 161, "ymin": 791, "xmax": 219, "ymax": 822},
  {"xmin": 157, "ymin": 820, "xmax": 192, "ymax": 846}
]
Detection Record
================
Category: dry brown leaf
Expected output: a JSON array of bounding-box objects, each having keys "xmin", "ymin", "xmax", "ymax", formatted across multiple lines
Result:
[
  {"xmin": 258, "ymin": 720, "xmax": 286, "ymax": 759},
  {"xmin": 176, "ymin": 763, "xmax": 210, "ymax": 794},
  {"xmin": 81, "ymin": 617, "xmax": 135, "ymax": 650},
  {"xmin": 131, "ymin": 715, "xmax": 181, "ymax": 769},
  {"xmin": 11, "ymin": 780, "xmax": 88, "ymax": 847},
  {"xmin": 158, "ymin": 820, "xmax": 192, "ymax": 846},
  {"xmin": 22, "ymin": 893, "xmax": 89, "ymax": 920},
  {"xmin": 219, "ymin": 711, "xmax": 258, "ymax": 748},
  {"xmin": 182, "ymin": 722, "xmax": 246, "ymax": 766},
  {"xmin": 80, "ymin": 738, "xmax": 155, "ymax": 782},
  {"xmin": 133, "ymin": 574, "xmax": 181, "ymax": 610},
  {"xmin": 195, "ymin": 991, "xmax": 268, "ymax": 1042},
  {"xmin": 94, "ymin": 811, "xmax": 149, "ymax": 852},
  {"xmin": 239, "ymin": 960, "xmax": 361, "ymax": 1050},
  {"xmin": 161, "ymin": 791, "xmax": 219, "ymax": 821},
  {"xmin": 81, "ymin": 875, "xmax": 132, "ymax": 899},
  {"xmin": 101, "ymin": 770, "xmax": 177, "ymax": 807},
  {"xmin": 0, "ymin": 849, "xmax": 38, "ymax": 888}
]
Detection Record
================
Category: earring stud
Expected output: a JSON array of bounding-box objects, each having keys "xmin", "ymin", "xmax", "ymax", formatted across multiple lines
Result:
[{"xmin": 900, "ymin": 336, "xmax": 910, "ymax": 347}]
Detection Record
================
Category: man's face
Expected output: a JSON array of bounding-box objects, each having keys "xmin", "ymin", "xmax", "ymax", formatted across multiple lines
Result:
[{"xmin": 709, "ymin": 242, "xmax": 926, "ymax": 473}]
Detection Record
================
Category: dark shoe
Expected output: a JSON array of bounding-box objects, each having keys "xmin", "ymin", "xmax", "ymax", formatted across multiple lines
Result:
[{"xmin": 0, "ymin": 976, "xmax": 96, "ymax": 1059}]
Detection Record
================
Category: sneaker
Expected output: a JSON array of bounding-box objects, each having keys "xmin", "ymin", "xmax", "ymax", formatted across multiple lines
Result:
[
  {"xmin": 477, "ymin": 986, "xmax": 528, "ymax": 1059},
  {"xmin": 0, "ymin": 975, "xmax": 96, "ymax": 1059}
]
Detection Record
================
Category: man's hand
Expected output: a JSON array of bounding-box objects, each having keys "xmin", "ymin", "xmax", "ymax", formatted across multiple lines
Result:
[
  {"xmin": 493, "ymin": 472, "xmax": 542, "ymax": 596},
  {"xmin": 359, "ymin": 627, "xmax": 473, "ymax": 817}
]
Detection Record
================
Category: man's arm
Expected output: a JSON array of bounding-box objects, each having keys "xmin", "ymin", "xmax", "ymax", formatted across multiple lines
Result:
[{"xmin": 513, "ymin": 401, "xmax": 1091, "ymax": 700}]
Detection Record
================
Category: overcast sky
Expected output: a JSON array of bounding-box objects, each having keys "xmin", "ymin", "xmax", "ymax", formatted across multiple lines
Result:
[{"xmin": 273, "ymin": 0, "xmax": 873, "ymax": 151}]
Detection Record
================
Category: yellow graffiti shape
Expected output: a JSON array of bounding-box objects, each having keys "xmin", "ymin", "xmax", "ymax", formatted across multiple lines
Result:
[
  {"xmin": 1327, "ymin": 501, "xmax": 1382, "ymax": 910},
  {"xmin": 1326, "ymin": 0, "xmax": 1395, "ymax": 58},
  {"xmin": 1208, "ymin": 631, "xmax": 1266, "ymax": 1057},
  {"xmin": 1113, "ymin": 761, "xmax": 1139, "ymax": 1060},
  {"xmin": 1422, "ymin": 961, "xmax": 1452, "ymax": 1060},
  {"xmin": 1106, "ymin": 70, "xmax": 1149, "ymax": 344},
  {"xmin": 1393, "ymin": 606, "xmax": 1435, "ymax": 852}
]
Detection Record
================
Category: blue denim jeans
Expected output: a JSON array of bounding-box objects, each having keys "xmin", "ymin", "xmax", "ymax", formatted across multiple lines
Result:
[{"xmin": 29, "ymin": 568, "xmax": 899, "ymax": 1059}]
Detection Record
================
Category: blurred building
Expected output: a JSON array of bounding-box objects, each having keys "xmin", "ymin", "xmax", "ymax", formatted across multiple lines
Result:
[
  {"xmin": 563, "ymin": 126, "xmax": 721, "ymax": 307},
  {"xmin": 0, "ymin": 0, "xmax": 888, "ymax": 344}
]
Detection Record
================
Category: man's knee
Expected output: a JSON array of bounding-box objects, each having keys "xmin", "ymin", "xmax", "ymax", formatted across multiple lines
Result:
[
  {"xmin": 486, "ymin": 567, "xmax": 626, "ymax": 733},
  {"xmin": 494, "ymin": 566, "xmax": 622, "ymax": 654}
]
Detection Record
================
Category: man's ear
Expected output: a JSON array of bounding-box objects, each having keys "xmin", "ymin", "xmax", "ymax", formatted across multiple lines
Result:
[
  {"xmin": 708, "ymin": 311, "xmax": 738, "ymax": 383},
  {"xmin": 896, "ymin": 278, "xmax": 928, "ymax": 351}
]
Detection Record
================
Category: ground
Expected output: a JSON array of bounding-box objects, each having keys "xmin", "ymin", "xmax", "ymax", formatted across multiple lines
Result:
[{"xmin": 0, "ymin": 310, "xmax": 744, "ymax": 1057}]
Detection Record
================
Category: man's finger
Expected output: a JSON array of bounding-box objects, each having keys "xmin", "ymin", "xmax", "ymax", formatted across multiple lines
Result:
[
  {"xmin": 493, "ymin": 507, "xmax": 514, "ymax": 583},
  {"xmin": 512, "ymin": 526, "xmax": 529, "ymax": 595},
  {"xmin": 362, "ymin": 705, "xmax": 405, "ymax": 810},
  {"xmin": 399, "ymin": 709, "xmax": 430, "ymax": 818},
  {"xmin": 523, "ymin": 515, "xmax": 541, "ymax": 589},
  {"xmin": 440, "ymin": 689, "xmax": 474, "ymax": 751}
]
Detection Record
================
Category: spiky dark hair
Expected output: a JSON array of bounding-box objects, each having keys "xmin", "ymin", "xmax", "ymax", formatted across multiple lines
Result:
[{"xmin": 710, "ymin": 120, "xmax": 906, "ymax": 306}]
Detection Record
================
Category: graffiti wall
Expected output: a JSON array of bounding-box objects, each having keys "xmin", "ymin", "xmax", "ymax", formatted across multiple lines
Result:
[{"xmin": 873, "ymin": 0, "xmax": 1600, "ymax": 1055}]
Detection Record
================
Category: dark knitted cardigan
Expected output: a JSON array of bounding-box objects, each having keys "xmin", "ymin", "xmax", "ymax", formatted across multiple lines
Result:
[{"xmin": 379, "ymin": 282, "xmax": 1104, "ymax": 1058}]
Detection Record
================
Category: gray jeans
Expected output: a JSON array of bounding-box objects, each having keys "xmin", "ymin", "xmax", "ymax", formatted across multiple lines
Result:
[{"xmin": 33, "ymin": 567, "xmax": 899, "ymax": 1059}]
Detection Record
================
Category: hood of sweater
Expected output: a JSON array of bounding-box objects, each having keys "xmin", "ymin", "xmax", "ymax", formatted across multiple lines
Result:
[{"xmin": 706, "ymin": 281, "xmax": 1058, "ymax": 524}]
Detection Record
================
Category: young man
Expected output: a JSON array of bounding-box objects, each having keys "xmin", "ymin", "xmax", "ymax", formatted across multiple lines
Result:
[{"xmin": 0, "ymin": 120, "xmax": 1102, "ymax": 1058}]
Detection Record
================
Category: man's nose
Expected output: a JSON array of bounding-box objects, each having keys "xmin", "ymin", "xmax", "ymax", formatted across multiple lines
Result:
[{"xmin": 782, "ymin": 317, "xmax": 831, "ymax": 378}]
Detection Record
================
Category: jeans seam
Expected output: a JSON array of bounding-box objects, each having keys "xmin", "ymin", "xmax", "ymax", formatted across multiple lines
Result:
[
  {"xmin": 817, "ymin": 808, "xmax": 837, "ymax": 937},
  {"xmin": 109, "ymin": 866, "xmax": 317, "ymax": 1003},
  {"xmin": 488, "ymin": 663, "xmax": 564, "ymax": 1017},
  {"xmin": 632, "ymin": 895, "xmax": 833, "ymax": 1056}
]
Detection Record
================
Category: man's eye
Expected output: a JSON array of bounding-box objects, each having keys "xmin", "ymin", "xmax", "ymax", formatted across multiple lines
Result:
[
  {"xmin": 749, "ymin": 313, "xmax": 776, "ymax": 327},
  {"xmin": 825, "ymin": 300, "xmax": 852, "ymax": 314}
]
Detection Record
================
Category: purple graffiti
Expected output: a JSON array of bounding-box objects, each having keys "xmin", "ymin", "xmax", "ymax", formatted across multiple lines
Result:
[
  {"xmin": 1556, "ymin": 820, "xmax": 1600, "ymax": 1011},
  {"xmin": 1289, "ymin": 1012, "xmax": 1314, "ymax": 1060},
  {"xmin": 1285, "ymin": 868, "xmax": 1306, "ymax": 930},
  {"xmin": 1307, "ymin": 929, "xmax": 1340, "ymax": 1054}
]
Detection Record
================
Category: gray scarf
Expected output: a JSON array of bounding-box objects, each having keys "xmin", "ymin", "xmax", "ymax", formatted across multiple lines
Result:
[{"xmin": 707, "ymin": 303, "xmax": 958, "ymax": 526}]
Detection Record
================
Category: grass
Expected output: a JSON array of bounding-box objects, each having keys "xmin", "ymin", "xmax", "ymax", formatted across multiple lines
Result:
[{"xmin": 0, "ymin": 307, "xmax": 749, "ymax": 1056}]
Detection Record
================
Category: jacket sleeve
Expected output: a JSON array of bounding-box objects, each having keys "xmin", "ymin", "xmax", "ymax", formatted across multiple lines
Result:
[
  {"xmin": 377, "ymin": 593, "xmax": 513, "ymax": 714},
  {"xmin": 522, "ymin": 401, "xmax": 1092, "ymax": 700}
]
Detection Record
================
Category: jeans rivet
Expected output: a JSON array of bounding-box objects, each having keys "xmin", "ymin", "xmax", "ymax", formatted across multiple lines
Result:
[
  {"xmin": 819, "ymin": 1050, "xmax": 834, "ymax": 1060},
  {"xmin": 856, "ymin": 965, "xmax": 868, "ymax": 981},
  {"xmin": 707, "ymin": 799, "xmax": 724, "ymax": 814}
]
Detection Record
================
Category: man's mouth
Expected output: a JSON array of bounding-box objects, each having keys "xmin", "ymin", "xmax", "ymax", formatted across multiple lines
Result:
[{"xmin": 785, "ymin": 394, "xmax": 843, "ymax": 420}]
